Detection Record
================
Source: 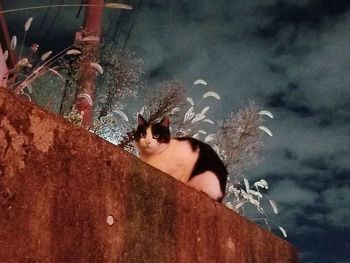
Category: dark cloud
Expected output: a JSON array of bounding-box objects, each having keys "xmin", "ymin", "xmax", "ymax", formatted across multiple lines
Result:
[
  {"xmin": 301, "ymin": 155, "xmax": 337, "ymax": 172},
  {"xmin": 258, "ymin": 0, "xmax": 350, "ymax": 38},
  {"xmin": 266, "ymin": 90, "xmax": 314, "ymax": 118},
  {"xmin": 269, "ymin": 179, "xmax": 318, "ymax": 205},
  {"xmin": 297, "ymin": 229, "xmax": 350, "ymax": 263}
]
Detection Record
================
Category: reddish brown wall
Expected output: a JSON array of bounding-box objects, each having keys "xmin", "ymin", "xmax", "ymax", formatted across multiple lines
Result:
[{"xmin": 0, "ymin": 87, "xmax": 299, "ymax": 262}]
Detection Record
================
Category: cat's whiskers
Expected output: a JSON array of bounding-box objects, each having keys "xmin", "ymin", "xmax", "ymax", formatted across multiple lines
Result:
[{"xmin": 142, "ymin": 141, "xmax": 168, "ymax": 155}]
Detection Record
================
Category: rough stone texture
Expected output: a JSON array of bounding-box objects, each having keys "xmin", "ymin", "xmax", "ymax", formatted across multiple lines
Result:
[{"xmin": 0, "ymin": 87, "xmax": 299, "ymax": 263}]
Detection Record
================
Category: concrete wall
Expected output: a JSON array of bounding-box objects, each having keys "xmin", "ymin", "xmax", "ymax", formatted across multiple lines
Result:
[{"xmin": 0, "ymin": 87, "xmax": 299, "ymax": 262}]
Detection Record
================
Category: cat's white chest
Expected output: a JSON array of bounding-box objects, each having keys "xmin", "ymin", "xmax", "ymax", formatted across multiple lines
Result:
[{"xmin": 139, "ymin": 140, "xmax": 199, "ymax": 182}]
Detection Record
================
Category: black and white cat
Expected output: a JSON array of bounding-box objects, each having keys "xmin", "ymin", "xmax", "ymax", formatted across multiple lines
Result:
[{"xmin": 133, "ymin": 114, "xmax": 228, "ymax": 201}]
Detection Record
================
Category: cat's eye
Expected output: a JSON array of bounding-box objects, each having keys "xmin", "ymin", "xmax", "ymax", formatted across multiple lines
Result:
[
  {"xmin": 140, "ymin": 132, "xmax": 146, "ymax": 138},
  {"xmin": 153, "ymin": 133, "xmax": 159, "ymax": 139}
]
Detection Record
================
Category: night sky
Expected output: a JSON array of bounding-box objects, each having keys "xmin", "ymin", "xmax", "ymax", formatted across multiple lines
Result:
[{"xmin": 3, "ymin": 1, "xmax": 350, "ymax": 262}]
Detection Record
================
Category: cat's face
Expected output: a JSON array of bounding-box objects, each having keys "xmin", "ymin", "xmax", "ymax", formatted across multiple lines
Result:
[{"xmin": 133, "ymin": 115, "xmax": 171, "ymax": 154}]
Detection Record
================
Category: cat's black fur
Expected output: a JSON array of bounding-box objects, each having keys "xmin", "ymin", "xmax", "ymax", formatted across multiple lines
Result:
[{"xmin": 175, "ymin": 137, "xmax": 228, "ymax": 195}]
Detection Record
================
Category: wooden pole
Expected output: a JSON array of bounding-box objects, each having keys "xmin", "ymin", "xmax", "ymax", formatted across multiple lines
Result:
[
  {"xmin": 75, "ymin": 0, "xmax": 103, "ymax": 128},
  {"xmin": 0, "ymin": 0, "xmax": 17, "ymax": 82}
]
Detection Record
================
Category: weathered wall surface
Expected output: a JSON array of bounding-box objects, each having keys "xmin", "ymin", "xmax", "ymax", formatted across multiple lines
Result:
[{"xmin": 0, "ymin": 87, "xmax": 299, "ymax": 263}]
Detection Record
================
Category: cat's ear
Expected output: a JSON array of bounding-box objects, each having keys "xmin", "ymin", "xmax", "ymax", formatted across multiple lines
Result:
[
  {"xmin": 137, "ymin": 114, "xmax": 147, "ymax": 126},
  {"xmin": 159, "ymin": 116, "xmax": 170, "ymax": 127}
]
